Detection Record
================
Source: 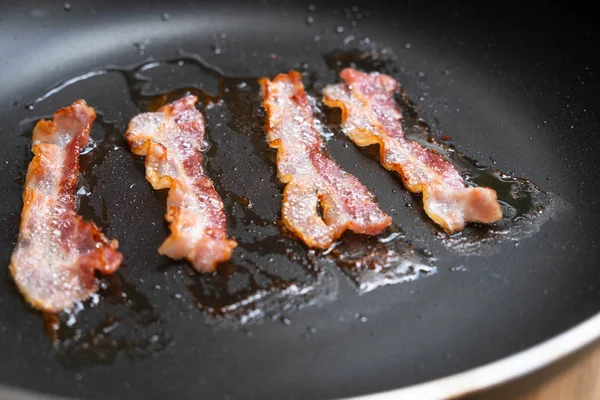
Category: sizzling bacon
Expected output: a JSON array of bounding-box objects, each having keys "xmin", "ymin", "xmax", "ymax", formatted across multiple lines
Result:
[
  {"xmin": 126, "ymin": 95, "xmax": 236, "ymax": 272},
  {"xmin": 260, "ymin": 71, "xmax": 392, "ymax": 248},
  {"xmin": 9, "ymin": 100, "xmax": 123, "ymax": 312},
  {"xmin": 323, "ymin": 68, "xmax": 502, "ymax": 233}
]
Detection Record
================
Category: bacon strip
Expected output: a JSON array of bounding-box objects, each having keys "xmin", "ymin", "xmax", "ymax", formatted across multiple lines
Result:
[
  {"xmin": 260, "ymin": 71, "xmax": 391, "ymax": 248},
  {"xmin": 323, "ymin": 68, "xmax": 502, "ymax": 233},
  {"xmin": 9, "ymin": 100, "xmax": 123, "ymax": 312},
  {"xmin": 126, "ymin": 95, "xmax": 236, "ymax": 272}
]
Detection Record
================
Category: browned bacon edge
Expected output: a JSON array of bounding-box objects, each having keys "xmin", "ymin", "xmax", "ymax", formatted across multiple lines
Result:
[
  {"xmin": 9, "ymin": 100, "xmax": 123, "ymax": 313},
  {"xmin": 323, "ymin": 68, "xmax": 502, "ymax": 233},
  {"xmin": 125, "ymin": 95, "xmax": 236, "ymax": 273},
  {"xmin": 260, "ymin": 71, "xmax": 392, "ymax": 249}
]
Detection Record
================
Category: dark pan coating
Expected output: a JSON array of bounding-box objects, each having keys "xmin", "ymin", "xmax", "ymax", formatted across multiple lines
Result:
[{"xmin": 0, "ymin": 1, "xmax": 598, "ymax": 399}]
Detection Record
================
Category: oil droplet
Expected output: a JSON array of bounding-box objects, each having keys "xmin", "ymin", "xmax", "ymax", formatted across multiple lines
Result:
[
  {"xmin": 353, "ymin": 314, "xmax": 368, "ymax": 322},
  {"xmin": 76, "ymin": 186, "xmax": 90, "ymax": 197},
  {"xmin": 63, "ymin": 3, "xmax": 72, "ymax": 11},
  {"xmin": 404, "ymin": 43, "xmax": 412, "ymax": 49},
  {"xmin": 133, "ymin": 41, "xmax": 149, "ymax": 56},
  {"xmin": 43, "ymin": 313, "xmax": 60, "ymax": 338},
  {"xmin": 306, "ymin": 16, "xmax": 314, "ymax": 24},
  {"xmin": 335, "ymin": 26, "xmax": 344, "ymax": 34},
  {"xmin": 161, "ymin": 13, "xmax": 170, "ymax": 21}
]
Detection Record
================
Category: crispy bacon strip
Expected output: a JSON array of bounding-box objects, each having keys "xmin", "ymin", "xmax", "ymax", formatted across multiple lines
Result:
[
  {"xmin": 9, "ymin": 100, "xmax": 123, "ymax": 312},
  {"xmin": 260, "ymin": 71, "xmax": 391, "ymax": 248},
  {"xmin": 126, "ymin": 95, "xmax": 236, "ymax": 272},
  {"xmin": 323, "ymin": 68, "xmax": 502, "ymax": 233}
]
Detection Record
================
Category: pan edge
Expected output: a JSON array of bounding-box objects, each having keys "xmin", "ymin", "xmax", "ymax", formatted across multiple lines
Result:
[{"xmin": 349, "ymin": 312, "xmax": 600, "ymax": 400}]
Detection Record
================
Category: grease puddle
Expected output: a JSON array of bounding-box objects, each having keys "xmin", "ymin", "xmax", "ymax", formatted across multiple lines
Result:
[
  {"xmin": 321, "ymin": 227, "xmax": 435, "ymax": 293},
  {"xmin": 42, "ymin": 274, "xmax": 172, "ymax": 369}
]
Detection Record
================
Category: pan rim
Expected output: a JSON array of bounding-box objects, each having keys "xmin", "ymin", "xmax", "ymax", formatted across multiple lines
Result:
[
  {"xmin": 1, "ymin": 313, "xmax": 599, "ymax": 399},
  {"xmin": 350, "ymin": 311, "xmax": 600, "ymax": 400}
]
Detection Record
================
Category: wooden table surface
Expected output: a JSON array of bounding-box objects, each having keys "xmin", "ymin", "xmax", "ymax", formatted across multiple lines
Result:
[{"xmin": 471, "ymin": 339, "xmax": 600, "ymax": 399}]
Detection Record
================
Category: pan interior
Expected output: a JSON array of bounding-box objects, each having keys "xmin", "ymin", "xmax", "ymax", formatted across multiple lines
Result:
[{"xmin": 0, "ymin": 1, "xmax": 599, "ymax": 399}]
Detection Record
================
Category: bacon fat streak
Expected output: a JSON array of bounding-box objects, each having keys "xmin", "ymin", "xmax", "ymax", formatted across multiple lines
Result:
[
  {"xmin": 323, "ymin": 68, "xmax": 502, "ymax": 233},
  {"xmin": 260, "ymin": 71, "xmax": 391, "ymax": 248},
  {"xmin": 10, "ymin": 100, "xmax": 123, "ymax": 312},
  {"xmin": 126, "ymin": 95, "xmax": 236, "ymax": 272}
]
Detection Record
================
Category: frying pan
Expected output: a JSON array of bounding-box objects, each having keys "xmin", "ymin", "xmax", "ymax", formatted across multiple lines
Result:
[{"xmin": 1, "ymin": 0, "xmax": 599, "ymax": 398}]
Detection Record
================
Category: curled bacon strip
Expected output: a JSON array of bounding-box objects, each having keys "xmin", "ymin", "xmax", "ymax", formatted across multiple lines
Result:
[
  {"xmin": 126, "ymin": 95, "xmax": 236, "ymax": 272},
  {"xmin": 323, "ymin": 68, "xmax": 502, "ymax": 233},
  {"xmin": 10, "ymin": 100, "xmax": 123, "ymax": 312},
  {"xmin": 260, "ymin": 71, "xmax": 391, "ymax": 248}
]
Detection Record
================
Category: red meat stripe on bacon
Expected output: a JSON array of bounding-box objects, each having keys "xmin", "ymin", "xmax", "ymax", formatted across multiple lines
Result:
[
  {"xmin": 323, "ymin": 68, "xmax": 502, "ymax": 233},
  {"xmin": 260, "ymin": 71, "xmax": 391, "ymax": 248},
  {"xmin": 126, "ymin": 95, "xmax": 236, "ymax": 272},
  {"xmin": 10, "ymin": 100, "xmax": 123, "ymax": 312}
]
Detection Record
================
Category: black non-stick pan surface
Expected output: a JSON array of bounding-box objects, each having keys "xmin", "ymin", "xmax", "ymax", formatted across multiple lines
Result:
[{"xmin": 1, "ymin": 1, "xmax": 599, "ymax": 399}]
